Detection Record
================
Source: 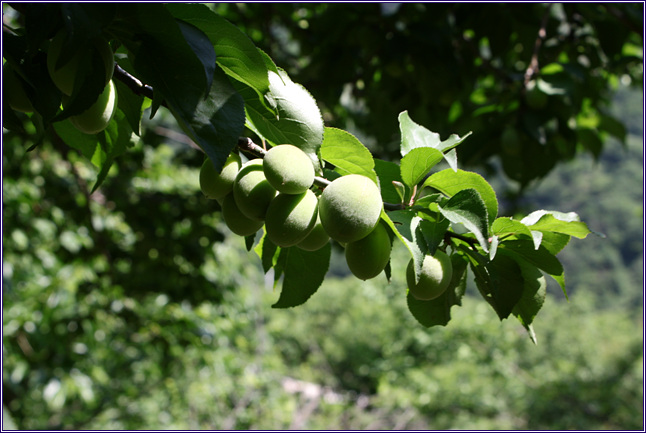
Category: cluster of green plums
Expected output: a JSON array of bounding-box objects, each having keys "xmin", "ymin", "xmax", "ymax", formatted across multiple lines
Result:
[
  {"xmin": 201, "ymin": 144, "xmax": 454, "ymax": 300},
  {"xmin": 5, "ymin": 29, "xmax": 117, "ymax": 135}
]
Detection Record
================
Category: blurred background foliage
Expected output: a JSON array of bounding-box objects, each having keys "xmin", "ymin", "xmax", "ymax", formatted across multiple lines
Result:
[{"xmin": 2, "ymin": 3, "xmax": 644, "ymax": 430}]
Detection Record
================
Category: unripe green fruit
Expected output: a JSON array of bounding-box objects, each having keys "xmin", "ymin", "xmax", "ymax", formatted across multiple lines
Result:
[
  {"xmin": 345, "ymin": 222, "xmax": 391, "ymax": 280},
  {"xmin": 296, "ymin": 216, "xmax": 330, "ymax": 251},
  {"xmin": 319, "ymin": 174, "xmax": 383, "ymax": 243},
  {"xmin": 525, "ymin": 80, "xmax": 548, "ymax": 110},
  {"xmin": 233, "ymin": 159, "xmax": 277, "ymax": 221},
  {"xmin": 265, "ymin": 190, "xmax": 318, "ymax": 247},
  {"xmin": 263, "ymin": 144, "xmax": 315, "ymax": 194},
  {"xmin": 47, "ymin": 30, "xmax": 114, "ymax": 95},
  {"xmin": 67, "ymin": 80, "xmax": 118, "ymax": 134},
  {"xmin": 200, "ymin": 152, "xmax": 242, "ymax": 201},
  {"xmin": 501, "ymin": 127, "xmax": 521, "ymax": 156},
  {"xmin": 221, "ymin": 193, "xmax": 264, "ymax": 236},
  {"xmin": 3, "ymin": 63, "xmax": 34, "ymax": 113},
  {"xmin": 406, "ymin": 250, "xmax": 453, "ymax": 301}
]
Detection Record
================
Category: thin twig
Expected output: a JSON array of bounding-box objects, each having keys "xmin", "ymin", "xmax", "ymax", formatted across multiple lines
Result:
[{"xmin": 523, "ymin": 5, "xmax": 551, "ymax": 86}]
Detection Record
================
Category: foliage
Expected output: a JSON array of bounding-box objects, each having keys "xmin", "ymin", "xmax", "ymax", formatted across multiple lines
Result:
[
  {"xmin": 210, "ymin": 3, "xmax": 643, "ymax": 187},
  {"xmin": 3, "ymin": 3, "xmax": 598, "ymax": 342},
  {"xmin": 2, "ymin": 4, "xmax": 641, "ymax": 430}
]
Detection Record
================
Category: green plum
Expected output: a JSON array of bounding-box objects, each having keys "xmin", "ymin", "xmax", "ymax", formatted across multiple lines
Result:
[
  {"xmin": 232, "ymin": 159, "xmax": 277, "ymax": 221},
  {"xmin": 318, "ymin": 174, "xmax": 383, "ymax": 243},
  {"xmin": 265, "ymin": 190, "xmax": 319, "ymax": 247},
  {"xmin": 67, "ymin": 80, "xmax": 118, "ymax": 134},
  {"xmin": 296, "ymin": 216, "xmax": 330, "ymax": 252},
  {"xmin": 221, "ymin": 193, "xmax": 264, "ymax": 237},
  {"xmin": 263, "ymin": 144, "xmax": 315, "ymax": 194},
  {"xmin": 406, "ymin": 250, "xmax": 453, "ymax": 300},
  {"xmin": 345, "ymin": 222, "xmax": 391, "ymax": 280},
  {"xmin": 200, "ymin": 152, "xmax": 242, "ymax": 201}
]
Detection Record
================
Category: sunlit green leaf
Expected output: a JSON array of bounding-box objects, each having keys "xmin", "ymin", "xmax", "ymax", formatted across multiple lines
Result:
[{"xmin": 320, "ymin": 127, "xmax": 377, "ymax": 182}]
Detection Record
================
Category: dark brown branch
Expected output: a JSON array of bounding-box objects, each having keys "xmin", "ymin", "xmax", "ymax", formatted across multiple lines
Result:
[{"xmin": 113, "ymin": 64, "xmax": 155, "ymax": 101}]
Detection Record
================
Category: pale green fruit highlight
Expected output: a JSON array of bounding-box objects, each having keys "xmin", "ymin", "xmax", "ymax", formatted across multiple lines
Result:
[
  {"xmin": 3, "ymin": 63, "xmax": 34, "ymax": 113},
  {"xmin": 221, "ymin": 193, "xmax": 264, "ymax": 237},
  {"xmin": 265, "ymin": 190, "xmax": 318, "ymax": 247},
  {"xmin": 200, "ymin": 152, "xmax": 242, "ymax": 201},
  {"xmin": 319, "ymin": 174, "xmax": 383, "ymax": 243},
  {"xmin": 263, "ymin": 144, "xmax": 315, "ymax": 194},
  {"xmin": 345, "ymin": 222, "xmax": 391, "ymax": 280},
  {"xmin": 406, "ymin": 250, "xmax": 453, "ymax": 301},
  {"xmin": 47, "ymin": 30, "xmax": 114, "ymax": 95},
  {"xmin": 296, "ymin": 216, "xmax": 330, "ymax": 251},
  {"xmin": 68, "ymin": 80, "xmax": 118, "ymax": 134},
  {"xmin": 233, "ymin": 159, "xmax": 277, "ymax": 221}
]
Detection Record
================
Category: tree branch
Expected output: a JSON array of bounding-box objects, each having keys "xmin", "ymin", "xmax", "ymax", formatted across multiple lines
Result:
[
  {"xmin": 114, "ymin": 64, "xmax": 405, "ymax": 211},
  {"xmin": 524, "ymin": 5, "xmax": 552, "ymax": 86}
]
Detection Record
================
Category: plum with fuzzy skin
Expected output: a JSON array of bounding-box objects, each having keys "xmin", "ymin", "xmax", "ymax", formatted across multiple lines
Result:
[
  {"xmin": 406, "ymin": 250, "xmax": 453, "ymax": 300},
  {"xmin": 232, "ymin": 159, "xmax": 277, "ymax": 221},
  {"xmin": 296, "ymin": 216, "xmax": 330, "ymax": 251},
  {"xmin": 265, "ymin": 190, "xmax": 318, "ymax": 247},
  {"xmin": 345, "ymin": 222, "xmax": 391, "ymax": 280},
  {"xmin": 221, "ymin": 193, "xmax": 264, "ymax": 236},
  {"xmin": 68, "ymin": 80, "xmax": 118, "ymax": 134},
  {"xmin": 200, "ymin": 152, "xmax": 242, "ymax": 201},
  {"xmin": 263, "ymin": 144, "xmax": 314, "ymax": 194},
  {"xmin": 318, "ymin": 174, "xmax": 382, "ymax": 243}
]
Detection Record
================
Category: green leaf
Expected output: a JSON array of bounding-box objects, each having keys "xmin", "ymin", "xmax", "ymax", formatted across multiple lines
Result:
[
  {"xmin": 465, "ymin": 247, "xmax": 525, "ymax": 320},
  {"xmin": 498, "ymin": 239, "xmax": 567, "ymax": 299},
  {"xmin": 117, "ymin": 4, "xmax": 244, "ymax": 172},
  {"xmin": 113, "ymin": 79, "xmax": 144, "ymax": 136},
  {"xmin": 272, "ymin": 243, "xmax": 331, "ymax": 308},
  {"xmin": 255, "ymin": 232, "xmax": 280, "ymax": 274},
  {"xmin": 418, "ymin": 217, "xmax": 450, "ymax": 256},
  {"xmin": 374, "ymin": 159, "xmax": 405, "ymax": 205},
  {"xmin": 538, "ymin": 231, "xmax": 571, "ymax": 256},
  {"xmin": 437, "ymin": 189, "xmax": 490, "ymax": 252},
  {"xmin": 400, "ymin": 147, "xmax": 444, "ymax": 189},
  {"xmin": 424, "ymin": 169, "xmax": 498, "ymax": 223},
  {"xmin": 398, "ymin": 110, "xmax": 471, "ymax": 171},
  {"xmin": 53, "ymin": 108, "xmax": 135, "ymax": 191},
  {"xmin": 165, "ymin": 3, "xmax": 271, "ymax": 97},
  {"xmin": 320, "ymin": 127, "xmax": 377, "ymax": 182},
  {"xmin": 511, "ymin": 262, "xmax": 547, "ymax": 344},
  {"xmin": 521, "ymin": 211, "xmax": 592, "ymax": 239},
  {"xmin": 383, "ymin": 210, "xmax": 426, "ymax": 280},
  {"xmin": 407, "ymin": 254, "xmax": 467, "ymax": 327},
  {"xmin": 240, "ymin": 68, "xmax": 324, "ymax": 168}
]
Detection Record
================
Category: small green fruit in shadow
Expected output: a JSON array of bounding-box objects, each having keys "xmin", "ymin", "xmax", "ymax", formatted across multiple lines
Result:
[
  {"xmin": 233, "ymin": 159, "xmax": 277, "ymax": 221},
  {"xmin": 221, "ymin": 193, "xmax": 264, "ymax": 237},
  {"xmin": 263, "ymin": 144, "xmax": 315, "ymax": 194},
  {"xmin": 318, "ymin": 174, "xmax": 383, "ymax": 243},
  {"xmin": 3, "ymin": 63, "xmax": 34, "ymax": 113},
  {"xmin": 525, "ymin": 80, "xmax": 548, "ymax": 110},
  {"xmin": 345, "ymin": 222, "xmax": 391, "ymax": 280},
  {"xmin": 296, "ymin": 216, "xmax": 330, "ymax": 251},
  {"xmin": 407, "ymin": 250, "xmax": 453, "ymax": 300},
  {"xmin": 47, "ymin": 30, "xmax": 114, "ymax": 95},
  {"xmin": 200, "ymin": 152, "xmax": 242, "ymax": 201},
  {"xmin": 265, "ymin": 190, "xmax": 318, "ymax": 247},
  {"xmin": 68, "ymin": 80, "xmax": 118, "ymax": 134}
]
